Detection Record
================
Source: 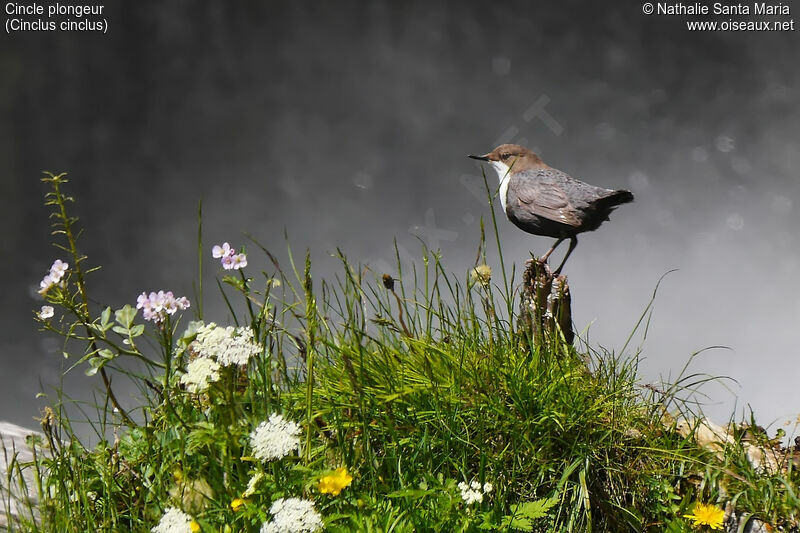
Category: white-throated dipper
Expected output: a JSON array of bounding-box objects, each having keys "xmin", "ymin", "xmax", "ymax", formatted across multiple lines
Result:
[{"xmin": 469, "ymin": 144, "xmax": 633, "ymax": 274}]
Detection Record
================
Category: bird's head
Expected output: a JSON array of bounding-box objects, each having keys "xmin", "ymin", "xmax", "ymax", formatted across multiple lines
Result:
[{"xmin": 468, "ymin": 144, "xmax": 545, "ymax": 180}]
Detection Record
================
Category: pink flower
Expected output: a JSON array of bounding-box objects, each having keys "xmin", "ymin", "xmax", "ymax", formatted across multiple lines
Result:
[
  {"xmin": 136, "ymin": 290, "xmax": 190, "ymax": 325},
  {"xmin": 212, "ymin": 242, "xmax": 234, "ymax": 259},
  {"xmin": 213, "ymin": 242, "xmax": 247, "ymax": 270},
  {"xmin": 231, "ymin": 253, "xmax": 248, "ymax": 270},
  {"xmin": 221, "ymin": 254, "xmax": 236, "ymax": 270},
  {"xmin": 136, "ymin": 292, "xmax": 149, "ymax": 309}
]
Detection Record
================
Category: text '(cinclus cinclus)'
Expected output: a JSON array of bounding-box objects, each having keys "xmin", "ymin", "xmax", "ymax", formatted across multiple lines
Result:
[{"xmin": 469, "ymin": 144, "xmax": 633, "ymax": 275}]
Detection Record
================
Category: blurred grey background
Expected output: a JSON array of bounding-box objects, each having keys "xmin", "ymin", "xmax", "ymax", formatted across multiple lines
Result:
[{"xmin": 2, "ymin": 1, "xmax": 799, "ymax": 436}]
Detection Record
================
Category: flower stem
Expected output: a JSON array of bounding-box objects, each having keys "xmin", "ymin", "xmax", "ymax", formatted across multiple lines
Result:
[
  {"xmin": 45, "ymin": 173, "xmax": 134, "ymax": 427},
  {"xmin": 303, "ymin": 252, "xmax": 316, "ymax": 462}
]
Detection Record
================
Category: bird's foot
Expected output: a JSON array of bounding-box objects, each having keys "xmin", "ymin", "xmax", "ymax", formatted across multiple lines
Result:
[
  {"xmin": 526, "ymin": 257, "xmax": 554, "ymax": 278},
  {"xmin": 526, "ymin": 253, "xmax": 549, "ymax": 266}
]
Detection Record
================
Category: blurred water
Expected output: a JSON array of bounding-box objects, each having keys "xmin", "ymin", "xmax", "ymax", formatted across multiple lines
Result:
[{"xmin": 2, "ymin": 0, "xmax": 799, "ymax": 437}]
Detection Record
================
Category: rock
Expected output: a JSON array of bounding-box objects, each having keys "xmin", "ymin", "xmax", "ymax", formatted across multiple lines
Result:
[
  {"xmin": 727, "ymin": 513, "xmax": 776, "ymax": 532},
  {"xmin": 0, "ymin": 422, "xmax": 43, "ymax": 530},
  {"xmin": 675, "ymin": 417, "xmax": 786, "ymax": 475}
]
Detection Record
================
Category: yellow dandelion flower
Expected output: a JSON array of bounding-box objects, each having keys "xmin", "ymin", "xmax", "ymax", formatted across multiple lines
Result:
[
  {"xmin": 190, "ymin": 520, "xmax": 200, "ymax": 532},
  {"xmin": 318, "ymin": 466, "xmax": 353, "ymax": 496},
  {"xmin": 230, "ymin": 498, "xmax": 246, "ymax": 512},
  {"xmin": 683, "ymin": 502, "xmax": 725, "ymax": 530}
]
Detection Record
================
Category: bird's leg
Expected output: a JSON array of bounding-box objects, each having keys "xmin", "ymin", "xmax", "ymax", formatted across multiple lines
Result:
[
  {"xmin": 539, "ymin": 238, "xmax": 565, "ymax": 264},
  {"xmin": 553, "ymin": 236, "xmax": 578, "ymax": 276}
]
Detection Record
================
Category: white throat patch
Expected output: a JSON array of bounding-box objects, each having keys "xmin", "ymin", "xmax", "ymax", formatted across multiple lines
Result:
[{"xmin": 489, "ymin": 160, "xmax": 512, "ymax": 212}]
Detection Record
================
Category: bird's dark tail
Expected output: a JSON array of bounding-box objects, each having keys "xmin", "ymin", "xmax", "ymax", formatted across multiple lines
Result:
[{"xmin": 602, "ymin": 189, "xmax": 634, "ymax": 207}]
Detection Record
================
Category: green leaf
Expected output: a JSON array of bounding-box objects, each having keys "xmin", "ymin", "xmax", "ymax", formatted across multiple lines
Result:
[
  {"xmin": 85, "ymin": 357, "xmax": 105, "ymax": 376},
  {"xmin": 501, "ymin": 497, "xmax": 559, "ymax": 531},
  {"xmin": 129, "ymin": 324, "xmax": 145, "ymax": 337},
  {"xmin": 186, "ymin": 422, "xmax": 224, "ymax": 454},
  {"xmin": 222, "ymin": 275, "xmax": 246, "ymax": 291},
  {"xmin": 476, "ymin": 511, "xmax": 498, "ymax": 530},
  {"xmin": 90, "ymin": 321, "xmax": 112, "ymax": 334},
  {"xmin": 386, "ymin": 488, "xmax": 431, "ymax": 499},
  {"xmin": 516, "ymin": 497, "xmax": 559, "ymax": 518},
  {"xmin": 501, "ymin": 516, "xmax": 533, "ymax": 531},
  {"xmin": 100, "ymin": 306, "xmax": 112, "ymax": 328},
  {"xmin": 115, "ymin": 304, "xmax": 137, "ymax": 328},
  {"xmin": 177, "ymin": 320, "xmax": 202, "ymax": 349}
]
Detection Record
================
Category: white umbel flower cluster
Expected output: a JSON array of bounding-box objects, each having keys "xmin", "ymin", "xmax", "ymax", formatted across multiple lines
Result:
[
  {"xmin": 193, "ymin": 322, "xmax": 262, "ymax": 366},
  {"xmin": 458, "ymin": 480, "xmax": 493, "ymax": 505},
  {"xmin": 151, "ymin": 507, "xmax": 196, "ymax": 533},
  {"xmin": 250, "ymin": 413, "xmax": 302, "ymax": 462},
  {"xmin": 260, "ymin": 497, "xmax": 323, "ymax": 533},
  {"xmin": 180, "ymin": 357, "xmax": 222, "ymax": 393}
]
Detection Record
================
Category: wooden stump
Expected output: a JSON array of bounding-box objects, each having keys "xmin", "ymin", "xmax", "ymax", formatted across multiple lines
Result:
[{"xmin": 519, "ymin": 259, "xmax": 574, "ymax": 345}]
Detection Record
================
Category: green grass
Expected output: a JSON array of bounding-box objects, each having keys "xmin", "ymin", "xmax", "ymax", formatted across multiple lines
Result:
[{"xmin": 7, "ymin": 173, "xmax": 798, "ymax": 532}]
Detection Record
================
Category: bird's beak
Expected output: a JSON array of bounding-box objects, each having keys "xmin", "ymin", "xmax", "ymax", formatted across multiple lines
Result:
[{"xmin": 468, "ymin": 154, "xmax": 490, "ymax": 161}]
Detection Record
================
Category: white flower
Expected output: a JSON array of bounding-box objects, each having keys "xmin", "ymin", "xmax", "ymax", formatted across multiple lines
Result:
[
  {"xmin": 151, "ymin": 507, "xmax": 196, "ymax": 533},
  {"xmin": 50, "ymin": 259, "xmax": 68, "ymax": 277},
  {"xmin": 38, "ymin": 275, "xmax": 54, "ymax": 295},
  {"xmin": 193, "ymin": 322, "xmax": 262, "ymax": 366},
  {"xmin": 38, "ymin": 259, "xmax": 69, "ymax": 295},
  {"xmin": 180, "ymin": 358, "xmax": 221, "ymax": 393},
  {"xmin": 260, "ymin": 497, "xmax": 323, "ymax": 533},
  {"xmin": 458, "ymin": 480, "xmax": 487, "ymax": 505},
  {"xmin": 39, "ymin": 306, "xmax": 54, "ymax": 319},
  {"xmin": 250, "ymin": 413, "xmax": 301, "ymax": 462},
  {"xmin": 483, "ymin": 482, "xmax": 493, "ymax": 493}
]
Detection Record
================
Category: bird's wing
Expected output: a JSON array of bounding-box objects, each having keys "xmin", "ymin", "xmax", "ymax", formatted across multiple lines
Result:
[{"xmin": 510, "ymin": 169, "xmax": 582, "ymax": 226}]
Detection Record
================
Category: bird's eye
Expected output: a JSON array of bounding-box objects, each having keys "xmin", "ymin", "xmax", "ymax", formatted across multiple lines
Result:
[{"xmin": 501, "ymin": 153, "xmax": 510, "ymax": 160}]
